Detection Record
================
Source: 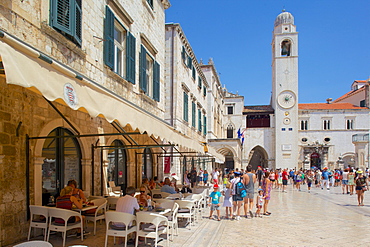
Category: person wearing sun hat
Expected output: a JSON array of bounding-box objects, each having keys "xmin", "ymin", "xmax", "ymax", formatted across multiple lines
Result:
[{"xmin": 355, "ymin": 169, "xmax": 369, "ymax": 206}]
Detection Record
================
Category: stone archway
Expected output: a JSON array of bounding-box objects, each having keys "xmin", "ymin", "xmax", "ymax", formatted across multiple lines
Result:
[
  {"xmin": 217, "ymin": 147, "xmax": 236, "ymax": 170},
  {"xmin": 248, "ymin": 146, "xmax": 268, "ymax": 170}
]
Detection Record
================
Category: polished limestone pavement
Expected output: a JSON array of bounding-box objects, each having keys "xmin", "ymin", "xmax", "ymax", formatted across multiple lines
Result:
[{"xmin": 20, "ymin": 184, "xmax": 370, "ymax": 247}]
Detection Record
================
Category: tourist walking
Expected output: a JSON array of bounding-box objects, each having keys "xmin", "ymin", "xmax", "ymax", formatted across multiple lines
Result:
[
  {"xmin": 355, "ymin": 169, "xmax": 368, "ymax": 206},
  {"xmin": 203, "ymin": 170, "xmax": 209, "ymax": 186},
  {"xmin": 208, "ymin": 184, "xmax": 222, "ymax": 221},
  {"xmin": 321, "ymin": 168, "xmax": 330, "ymax": 190},
  {"xmin": 348, "ymin": 169, "xmax": 355, "ymax": 195},
  {"xmin": 243, "ymin": 165, "xmax": 256, "ymax": 218},
  {"xmin": 231, "ymin": 172, "xmax": 243, "ymax": 220},
  {"xmin": 255, "ymin": 189, "xmax": 264, "ymax": 218},
  {"xmin": 306, "ymin": 170, "xmax": 314, "ymax": 193},
  {"xmin": 342, "ymin": 168, "xmax": 349, "ymax": 194},
  {"xmin": 282, "ymin": 169, "xmax": 288, "ymax": 192},
  {"xmin": 212, "ymin": 168, "xmax": 220, "ymax": 185},
  {"xmin": 222, "ymin": 183, "xmax": 233, "ymax": 219}
]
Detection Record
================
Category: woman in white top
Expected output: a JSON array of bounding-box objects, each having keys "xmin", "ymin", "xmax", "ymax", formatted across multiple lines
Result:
[{"xmin": 342, "ymin": 168, "xmax": 349, "ymax": 194}]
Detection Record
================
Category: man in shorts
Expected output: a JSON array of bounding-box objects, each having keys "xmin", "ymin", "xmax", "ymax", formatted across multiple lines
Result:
[
  {"xmin": 231, "ymin": 172, "xmax": 243, "ymax": 220},
  {"xmin": 282, "ymin": 169, "xmax": 289, "ymax": 192},
  {"xmin": 243, "ymin": 165, "xmax": 256, "ymax": 218},
  {"xmin": 212, "ymin": 168, "xmax": 220, "ymax": 185}
]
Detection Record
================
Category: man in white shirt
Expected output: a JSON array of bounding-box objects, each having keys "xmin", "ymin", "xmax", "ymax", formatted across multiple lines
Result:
[
  {"xmin": 115, "ymin": 186, "xmax": 139, "ymax": 227},
  {"xmin": 212, "ymin": 168, "xmax": 220, "ymax": 184}
]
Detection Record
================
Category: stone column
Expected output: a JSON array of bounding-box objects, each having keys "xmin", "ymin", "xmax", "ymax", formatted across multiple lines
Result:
[
  {"xmin": 102, "ymin": 159, "xmax": 109, "ymax": 196},
  {"xmin": 34, "ymin": 157, "xmax": 45, "ymax": 205},
  {"xmin": 322, "ymin": 149, "xmax": 328, "ymax": 169},
  {"xmin": 81, "ymin": 159, "xmax": 92, "ymax": 197}
]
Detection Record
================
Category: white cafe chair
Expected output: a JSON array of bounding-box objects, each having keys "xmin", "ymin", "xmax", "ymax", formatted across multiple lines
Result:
[
  {"xmin": 84, "ymin": 199, "xmax": 107, "ymax": 235},
  {"xmin": 108, "ymin": 181, "xmax": 122, "ymax": 196},
  {"xmin": 105, "ymin": 211, "xmax": 137, "ymax": 247},
  {"xmin": 107, "ymin": 196, "xmax": 119, "ymax": 210},
  {"xmin": 165, "ymin": 202, "xmax": 179, "ymax": 241},
  {"xmin": 135, "ymin": 212, "xmax": 169, "ymax": 247},
  {"xmin": 13, "ymin": 240, "xmax": 53, "ymax": 247},
  {"xmin": 28, "ymin": 205, "xmax": 49, "ymax": 241},
  {"xmin": 47, "ymin": 208, "xmax": 83, "ymax": 247},
  {"xmin": 176, "ymin": 200, "xmax": 195, "ymax": 230}
]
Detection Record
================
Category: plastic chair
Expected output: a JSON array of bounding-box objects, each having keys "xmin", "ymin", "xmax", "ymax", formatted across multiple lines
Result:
[
  {"xmin": 85, "ymin": 199, "xmax": 107, "ymax": 235},
  {"xmin": 107, "ymin": 196, "xmax": 119, "ymax": 210},
  {"xmin": 108, "ymin": 181, "xmax": 122, "ymax": 196},
  {"xmin": 159, "ymin": 192, "xmax": 170, "ymax": 199},
  {"xmin": 135, "ymin": 212, "xmax": 169, "ymax": 247},
  {"xmin": 176, "ymin": 200, "xmax": 195, "ymax": 230},
  {"xmin": 13, "ymin": 241, "xmax": 53, "ymax": 247},
  {"xmin": 156, "ymin": 199, "xmax": 175, "ymax": 210},
  {"xmin": 166, "ymin": 203, "xmax": 179, "ymax": 241},
  {"xmin": 28, "ymin": 205, "xmax": 49, "ymax": 241},
  {"xmin": 47, "ymin": 208, "xmax": 83, "ymax": 247},
  {"xmin": 105, "ymin": 211, "xmax": 136, "ymax": 247}
]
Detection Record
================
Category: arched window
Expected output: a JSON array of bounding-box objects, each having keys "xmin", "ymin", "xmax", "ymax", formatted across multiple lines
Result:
[
  {"xmin": 281, "ymin": 40, "xmax": 291, "ymax": 56},
  {"xmin": 227, "ymin": 124, "xmax": 234, "ymax": 138},
  {"xmin": 42, "ymin": 127, "xmax": 81, "ymax": 204},
  {"xmin": 142, "ymin": 148, "xmax": 153, "ymax": 180},
  {"xmin": 107, "ymin": 140, "xmax": 127, "ymax": 191}
]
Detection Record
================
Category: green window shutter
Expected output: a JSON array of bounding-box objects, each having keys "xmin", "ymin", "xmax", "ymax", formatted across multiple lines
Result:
[
  {"xmin": 74, "ymin": 0, "xmax": 82, "ymax": 45},
  {"xmin": 198, "ymin": 76, "xmax": 202, "ymax": 88},
  {"xmin": 139, "ymin": 45, "xmax": 147, "ymax": 93},
  {"xmin": 192, "ymin": 102, "xmax": 196, "ymax": 127},
  {"xmin": 192, "ymin": 67, "xmax": 196, "ymax": 80},
  {"xmin": 51, "ymin": 0, "xmax": 73, "ymax": 37},
  {"xmin": 183, "ymin": 92, "xmax": 188, "ymax": 122},
  {"xmin": 203, "ymin": 85, "xmax": 207, "ymax": 96},
  {"xmin": 187, "ymin": 56, "xmax": 192, "ymax": 69},
  {"xmin": 126, "ymin": 32, "xmax": 136, "ymax": 84},
  {"xmin": 153, "ymin": 61, "xmax": 160, "ymax": 101},
  {"xmin": 203, "ymin": 115, "xmax": 207, "ymax": 135},
  {"xmin": 181, "ymin": 47, "xmax": 186, "ymax": 64},
  {"xmin": 198, "ymin": 109, "xmax": 202, "ymax": 132},
  {"xmin": 103, "ymin": 6, "xmax": 114, "ymax": 70}
]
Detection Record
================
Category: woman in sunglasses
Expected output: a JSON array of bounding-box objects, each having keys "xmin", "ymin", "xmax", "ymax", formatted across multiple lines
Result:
[{"xmin": 135, "ymin": 186, "xmax": 151, "ymax": 207}]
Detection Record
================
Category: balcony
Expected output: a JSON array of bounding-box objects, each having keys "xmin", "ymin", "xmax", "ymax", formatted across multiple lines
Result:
[{"xmin": 352, "ymin": 133, "xmax": 369, "ymax": 143}]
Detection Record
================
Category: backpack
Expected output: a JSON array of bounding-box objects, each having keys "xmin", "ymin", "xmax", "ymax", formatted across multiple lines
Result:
[{"xmin": 235, "ymin": 178, "xmax": 247, "ymax": 198}]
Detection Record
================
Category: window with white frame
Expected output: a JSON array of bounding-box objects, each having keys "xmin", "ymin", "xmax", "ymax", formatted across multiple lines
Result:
[
  {"xmin": 227, "ymin": 124, "xmax": 234, "ymax": 138},
  {"xmin": 114, "ymin": 22, "xmax": 127, "ymax": 77},
  {"xmin": 139, "ymin": 45, "xmax": 160, "ymax": 101},
  {"xmin": 346, "ymin": 119, "xmax": 354, "ymax": 130},
  {"xmin": 323, "ymin": 119, "xmax": 331, "ymax": 130},
  {"xmin": 227, "ymin": 106, "xmax": 234, "ymax": 115}
]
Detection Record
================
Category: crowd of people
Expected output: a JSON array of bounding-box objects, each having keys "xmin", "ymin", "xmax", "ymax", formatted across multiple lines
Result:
[{"xmin": 205, "ymin": 165, "xmax": 370, "ymax": 221}]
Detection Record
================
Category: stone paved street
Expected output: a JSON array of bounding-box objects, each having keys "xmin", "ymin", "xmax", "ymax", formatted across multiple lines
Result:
[{"xmin": 19, "ymin": 184, "xmax": 370, "ymax": 247}]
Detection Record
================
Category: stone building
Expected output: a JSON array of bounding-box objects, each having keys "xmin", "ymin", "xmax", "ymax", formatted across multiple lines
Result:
[{"xmin": 0, "ymin": 0, "xmax": 221, "ymax": 245}]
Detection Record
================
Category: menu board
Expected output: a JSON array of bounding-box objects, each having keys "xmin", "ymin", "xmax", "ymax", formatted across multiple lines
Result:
[{"xmin": 64, "ymin": 156, "xmax": 79, "ymax": 186}]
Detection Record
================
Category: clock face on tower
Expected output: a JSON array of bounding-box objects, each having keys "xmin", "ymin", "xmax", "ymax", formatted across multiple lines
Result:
[{"xmin": 277, "ymin": 90, "xmax": 296, "ymax": 109}]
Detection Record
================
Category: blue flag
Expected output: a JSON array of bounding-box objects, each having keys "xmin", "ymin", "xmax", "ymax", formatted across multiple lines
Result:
[{"xmin": 237, "ymin": 128, "xmax": 241, "ymax": 138}]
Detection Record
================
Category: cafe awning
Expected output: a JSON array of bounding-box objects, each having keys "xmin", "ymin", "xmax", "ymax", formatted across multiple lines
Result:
[{"xmin": 0, "ymin": 31, "xmax": 224, "ymax": 162}]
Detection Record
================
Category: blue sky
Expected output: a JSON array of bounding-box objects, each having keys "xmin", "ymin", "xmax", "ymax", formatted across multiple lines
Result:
[{"xmin": 165, "ymin": 0, "xmax": 370, "ymax": 106}]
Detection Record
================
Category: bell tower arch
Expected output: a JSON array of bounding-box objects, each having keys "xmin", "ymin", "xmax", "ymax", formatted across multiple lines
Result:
[{"xmin": 272, "ymin": 10, "xmax": 299, "ymax": 169}]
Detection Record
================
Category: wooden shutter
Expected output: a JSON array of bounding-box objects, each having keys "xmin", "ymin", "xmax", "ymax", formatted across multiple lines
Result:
[
  {"xmin": 139, "ymin": 45, "xmax": 147, "ymax": 93},
  {"xmin": 153, "ymin": 61, "xmax": 160, "ymax": 101},
  {"xmin": 126, "ymin": 32, "xmax": 136, "ymax": 84},
  {"xmin": 181, "ymin": 47, "xmax": 186, "ymax": 63},
  {"xmin": 51, "ymin": 0, "xmax": 73, "ymax": 37},
  {"xmin": 198, "ymin": 109, "xmax": 202, "ymax": 132},
  {"xmin": 183, "ymin": 92, "xmax": 188, "ymax": 122},
  {"xmin": 187, "ymin": 56, "xmax": 192, "ymax": 69},
  {"xmin": 192, "ymin": 102, "xmax": 196, "ymax": 127},
  {"xmin": 74, "ymin": 0, "xmax": 82, "ymax": 45},
  {"xmin": 103, "ymin": 6, "xmax": 114, "ymax": 69},
  {"xmin": 198, "ymin": 76, "xmax": 202, "ymax": 88},
  {"xmin": 203, "ymin": 115, "xmax": 207, "ymax": 135}
]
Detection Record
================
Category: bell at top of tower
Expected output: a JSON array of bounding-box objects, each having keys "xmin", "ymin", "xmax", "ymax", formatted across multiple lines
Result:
[{"xmin": 274, "ymin": 10, "xmax": 294, "ymax": 27}]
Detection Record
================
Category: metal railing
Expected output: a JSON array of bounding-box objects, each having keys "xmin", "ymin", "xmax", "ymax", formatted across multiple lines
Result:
[{"xmin": 352, "ymin": 133, "xmax": 369, "ymax": 142}]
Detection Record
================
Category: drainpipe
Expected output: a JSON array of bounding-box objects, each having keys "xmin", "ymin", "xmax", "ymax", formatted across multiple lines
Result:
[{"xmin": 170, "ymin": 26, "xmax": 175, "ymax": 127}]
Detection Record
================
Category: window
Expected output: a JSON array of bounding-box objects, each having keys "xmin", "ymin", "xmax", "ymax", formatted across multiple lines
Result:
[
  {"xmin": 227, "ymin": 106, "xmax": 234, "ymax": 115},
  {"xmin": 300, "ymin": 120, "xmax": 308, "ymax": 130},
  {"xmin": 360, "ymin": 100, "xmax": 366, "ymax": 107},
  {"xmin": 198, "ymin": 76, "xmax": 202, "ymax": 89},
  {"xmin": 42, "ymin": 127, "xmax": 81, "ymax": 204},
  {"xmin": 50, "ymin": 0, "xmax": 82, "ymax": 46},
  {"xmin": 323, "ymin": 120, "xmax": 331, "ymax": 130},
  {"xmin": 203, "ymin": 114, "xmax": 207, "ymax": 136},
  {"xmin": 247, "ymin": 115, "xmax": 270, "ymax": 128},
  {"xmin": 139, "ymin": 45, "xmax": 160, "ymax": 101},
  {"xmin": 183, "ymin": 92, "xmax": 188, "ymax": 122},
  {"xmin": 192, "ymin": 101, "xmax": 196, "ymax": 127},
  {"xmin": 192, "ymin": 67, "xmax": 196, "ymax": 80},
  {"xmin": 198, "ymin": 108, "xmax": 202, "ymax": 132},
  {"xmin": 227, "ymin": 124, "xmax": 234, "ymax": 138},
  {"xmin": 107, "ymin": 140, "xmax": 127, "ymax": 192},
  {"xmin": 187, "ymin": 56, "xmax": 192, "ymax": 69},
  {"xmin": 281, "ymin": 39, "xmax": 291, "ymax": 56},
  {"xmin": 346, "ymin": 119, "xmax": 354, "ymax": 130},
  {"xmin": 104, "ymin": 6, "xmax": 136, "ymax": 83},
  {"xmin": 146, "ymin": 0, "xmax": 153, "ymax": 8},
  {"xmin": 203, "ymin": 86, "xmax": 207, "ymax": 97},
  {"xmin": 142, "ymin": 148, "xmax": 153, "ymax": 180}
]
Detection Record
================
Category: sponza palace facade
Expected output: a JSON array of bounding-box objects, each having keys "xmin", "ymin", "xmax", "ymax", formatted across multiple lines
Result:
[{"xmin": 0, "ymin": 1, "xmax": 369, "ymax": 245}]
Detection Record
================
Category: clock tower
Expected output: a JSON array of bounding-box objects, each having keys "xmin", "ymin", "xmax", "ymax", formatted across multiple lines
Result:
[{"xmin": 271, "ymin": 10, "xmax": 299, "ymax": 169}]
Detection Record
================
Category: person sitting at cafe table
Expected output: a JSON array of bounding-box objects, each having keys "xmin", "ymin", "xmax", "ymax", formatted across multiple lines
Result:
[
  {"xmin": 56, "ymin": 186, "xmax": 86, "ymax": 235},
  {"xmin": 135, "ymin": 186, "xmax": 152, "ymax": 207},
  {"xmin": 160, "ymin": 178, "xmax": 177, "ymax": 194},
  {"xmin": 141, "ymin": 178, "xmax": 152, "ymax": 196},
  {"xmin": 67, "ymin": 179, "xmax": 86, "ymax": 203}
]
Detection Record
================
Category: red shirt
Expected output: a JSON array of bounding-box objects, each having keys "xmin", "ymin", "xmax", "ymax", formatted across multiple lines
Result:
[{"xmin": 282, "ymin": 171, "xmax": 288, "ymax": 180}]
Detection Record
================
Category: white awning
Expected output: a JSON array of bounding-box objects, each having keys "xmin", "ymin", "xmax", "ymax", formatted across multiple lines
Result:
[{"xmin": 0, "ymin": 33, "xmax": 221, "ymax": 158}]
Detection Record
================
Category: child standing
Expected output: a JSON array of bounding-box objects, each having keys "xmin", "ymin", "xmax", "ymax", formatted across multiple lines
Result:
[
  {"xmin": 222, "ymin": 183, "xmax": 233, "ymax": 219},
  {"xmin": 255, "ymin": 189, "xmax": 264, "ymax": 217},
  {"xmin": 209, "ymin": 184, "xmax": 222, "ymax": 221},
  {"xmin": 223, "ymin": 175, "xmax": 228, "ymax": 189}
]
